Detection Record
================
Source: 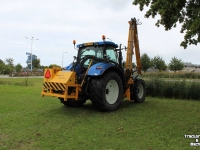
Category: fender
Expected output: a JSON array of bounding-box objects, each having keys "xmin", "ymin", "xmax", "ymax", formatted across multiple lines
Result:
[
  {"xmin": 87, "ymin": 62, "xmax": 126, "ymax": 92},
  {"xmin": 64, "ymin": 63, "xmax": 73, "ymax": 70},
  {"xmin": 132, "ymin": 74, "xmax": 140, "ymax": 80},
  {"xmin": 87, "ymin": 62, "xmax": 115, "ymax": 76},
  {"xmin": 64, "ymin": 63, "xmax": 82, "ymax": 76}
]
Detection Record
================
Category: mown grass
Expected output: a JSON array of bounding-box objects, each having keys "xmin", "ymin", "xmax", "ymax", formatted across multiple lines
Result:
[
  {"xmin": 0, "ymin": 78, "xmax": 200, "ymax": 150},
  {"xmin": 0, "ymin": 77, "xmax": 33, "ymax": 86}
]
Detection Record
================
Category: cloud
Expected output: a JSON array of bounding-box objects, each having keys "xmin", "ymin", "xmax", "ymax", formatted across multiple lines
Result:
[
  {"xmin": 86, "ymin": 0, "xmax": 131, "ymax": 11},
  {"xmin": 0, "ymin": 0, "xmax": 199, "ymax": 67}
]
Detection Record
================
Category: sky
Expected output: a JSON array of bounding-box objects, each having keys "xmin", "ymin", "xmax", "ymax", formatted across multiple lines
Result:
[{"xmin": 0, "ymin": 0, "xmax": 199, "ymax": 68}]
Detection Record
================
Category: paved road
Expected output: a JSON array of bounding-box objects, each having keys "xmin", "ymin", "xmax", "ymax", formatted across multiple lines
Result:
[{"xmin": 0, "ymin": 75, "xmax": 43, "ymax": 78}]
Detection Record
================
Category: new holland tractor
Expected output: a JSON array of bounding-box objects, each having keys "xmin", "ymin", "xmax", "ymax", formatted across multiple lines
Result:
[{"xmin": 41, "ymin": 18, "xmax": 146, "ymax": 111}]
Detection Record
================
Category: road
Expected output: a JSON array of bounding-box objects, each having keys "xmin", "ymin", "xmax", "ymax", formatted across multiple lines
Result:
[{"xmin": 0, "ymin": 75, "xmax": 43, "ymax": 78}]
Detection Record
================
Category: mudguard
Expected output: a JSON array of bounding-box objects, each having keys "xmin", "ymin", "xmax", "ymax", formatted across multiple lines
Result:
[
  {"xmin": 64, "ymin": 63, "xmax": 82, "ymax": 76},
  {"xmin": 132, "ymin": 74, "xmax": 139, "ymax": 80},
  {"xmin": 87, "ymin": 62, "xmax": 115, "ymax": 76}
]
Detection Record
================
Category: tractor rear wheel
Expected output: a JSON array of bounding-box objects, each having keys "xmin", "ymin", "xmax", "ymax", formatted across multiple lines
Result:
[
  {"xmin": 131, "ymin": 79, "xmax": 146, "ymax": 103},
  {"xmin": 59, "ymin": 98, "xmax": 86, "ymax": 107},
  {"xmin": 90, "ymin": 72, "xmax": 123, "ymax": 111}
]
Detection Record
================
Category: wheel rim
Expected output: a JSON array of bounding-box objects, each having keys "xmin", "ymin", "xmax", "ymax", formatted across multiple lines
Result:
[
  {"xmin": 137, "ymin": 84, "xmax": 144, "ymax": 99},
  {"xmin": 105, "ymin": 79, "xmax": 119, "ymax": 104}
]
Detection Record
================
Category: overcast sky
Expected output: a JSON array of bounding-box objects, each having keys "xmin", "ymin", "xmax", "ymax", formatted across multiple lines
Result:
[{"xmin": 1, "ymin": 0, "xmax": 199, "ymax": 67}]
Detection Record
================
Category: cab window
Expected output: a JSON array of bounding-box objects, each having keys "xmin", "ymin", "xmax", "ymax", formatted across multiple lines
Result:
[
  {"xmin": 106, "ymin": 48, "xmax": 118, "ymax": 63},
  {"xmin": 79, "ymin": 46, "xmax": 103, "ymax": 66}
]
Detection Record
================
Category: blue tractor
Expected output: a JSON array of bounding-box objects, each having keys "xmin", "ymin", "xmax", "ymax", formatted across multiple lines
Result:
[{"xmin": 42, "ymin": 18, "xmax": 146, "ymax": 111}]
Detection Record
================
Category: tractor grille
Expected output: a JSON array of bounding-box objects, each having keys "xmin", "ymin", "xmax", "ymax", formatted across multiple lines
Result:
[{"xmin": 43, "ymin": 82, "xmax": 66, "ymax": 91}]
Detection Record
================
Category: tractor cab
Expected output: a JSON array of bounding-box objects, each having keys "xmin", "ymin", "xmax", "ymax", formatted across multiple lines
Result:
[{"xmin": 76, "ymin": 41, "xmax": 119, "ymax": 67}]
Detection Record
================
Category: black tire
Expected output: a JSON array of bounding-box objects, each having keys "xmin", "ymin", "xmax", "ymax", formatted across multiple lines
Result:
[
  {"xmin": 131, "ymin": 79, "xmax": 146, "ymax": 103},
  {"xmin": 90, "ymin": 72, "xmax": 123, "ymax": 111},
  {"xmin": 59, "ymin": 98, "xmax": 86, "ymax": 107}
]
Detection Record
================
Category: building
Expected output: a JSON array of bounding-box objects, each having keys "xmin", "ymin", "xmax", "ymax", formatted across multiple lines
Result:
[
  {"xmin": 183, "ymin": 62, "xmax": 197, "ymax": 67},
  {"xmin": 183, "ymin": 62, "xmax": 200, "ymax": 72}
]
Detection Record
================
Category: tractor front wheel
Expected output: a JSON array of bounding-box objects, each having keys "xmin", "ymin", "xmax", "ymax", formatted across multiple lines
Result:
[
  {"xmin": 131, "ymin": 79, "xmax": 146, "ymax": 103},
  {"xmin": 90, "ymin": 72, "xmax": 123, "ymax": 111}
]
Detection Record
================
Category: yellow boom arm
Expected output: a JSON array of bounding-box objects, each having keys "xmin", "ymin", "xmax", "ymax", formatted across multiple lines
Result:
[
  {"xmin": 125, "ymin": 18, "xmax": 142, "ymax": 74},
  {"xmin": 123, "ymin": 18, "xmax": 142, "ymax": 101}
]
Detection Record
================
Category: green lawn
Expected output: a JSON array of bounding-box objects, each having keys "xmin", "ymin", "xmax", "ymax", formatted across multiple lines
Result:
[{"xmin": 0, "ymin": 78, "xmax": 199, "ymax": 150}]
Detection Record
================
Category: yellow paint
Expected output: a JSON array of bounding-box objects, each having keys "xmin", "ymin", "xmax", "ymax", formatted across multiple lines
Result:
[
  {"xmin": 84, "ymin": 42, "xmax": 93, "ymax": 46},
  {"xmin": 125, "ymin": 19, "xmax": 142, "ymax": 75},
  {"xmin": 50, "ymin": 71, "xmax": 75, "ymax": 84},
  {"xmin": 41, "ymin": 68, "xmax": 80, "ymax": 101}
]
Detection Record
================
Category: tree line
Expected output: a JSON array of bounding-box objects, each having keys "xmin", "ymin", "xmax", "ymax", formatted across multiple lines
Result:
[
  {"xmin": 0, "ymin": 58, "xmax": 17, "ymax": 74},
  {"xmin": 140, "ymin": 53, "xmax": 184, "ymax": 72},
  {"xmin": 0, "ymin": 58, "xmax": 61, "ymax": 74},
  {"xmin": 1, "ymin": 54, "xmax": 185, "ymax": 74}
]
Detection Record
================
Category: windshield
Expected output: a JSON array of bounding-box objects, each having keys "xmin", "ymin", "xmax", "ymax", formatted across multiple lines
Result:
[
  {"xmin": 78, "ymin": 46, "xmax": 118, "ymax": 66},
  {"xmin": 80, "ymin": 46, "xmax": 103, "ymax": 59}
]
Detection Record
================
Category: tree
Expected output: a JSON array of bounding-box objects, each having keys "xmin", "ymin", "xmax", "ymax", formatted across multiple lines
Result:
[
  {"xmin": 40, "ymin": 65, "xmax": 49, "ymax": 70},
  {"xmin": 0, "ymin": 59, "xmax": 5, "ymax": 74},
  {"xmin": 132, "ymin": 62, "xmax": 136, "ymax": 68},
  {"xmin": 32, "ymin": 68, "xmax": 38, "ymax": 74},
  {"xmin": 152, "ymin": 55, "xmax": 167, "ymax": 71},
  {"xmin": 133, "ymin": 0, "xmax": 200, "ymax": 48},
  {"xmin": 5, "ymin": 58, "xmax": 14, "ymax": 73},
  {"xmin": 122, "ymin": 61, "xmax": 136, "ymax": 68},
  {"xmin": 49, "ymin": 64, "xmax": 61, "ymax": 68},
  {"xmin": 141, "ymin": 53, "xmax": 151, "ymax": 72},
  {"xmin": 169, "ymin": 57, "xmax": 184, "ymax": 72},
  {"xmin": 0, "ymin": 59, "xmax": 4, "ymax": 64},
  {"xmin": 32, "ymin": 59, "xmax": 40, "ymax": 68},
  {"xmin": 3, "ymin": 65, "xmax": 12, "ymax": 74},
  {"xmin": 123, "ymin": 61, "xmax": 126, "ymax": 68},
  {"xmin": 15, "ymin": 63, "xmax": 23, "ymax": 72},
  {"xmin": 5, "ymin": 58, "xmax": 14, "ymax": 67}
]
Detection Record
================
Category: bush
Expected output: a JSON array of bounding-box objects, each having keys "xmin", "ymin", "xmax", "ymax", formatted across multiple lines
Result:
[
  {"xmin": 146, "ymin": 78, "xmax": 164, "ymax": 97},
  {"xmin": 188, "ymin": 82, "xmax": 200, "ymax": 100},
  {"xmin": 143, "ymin": 72, "xmax": 200, "ymax": 79},
  {"xmin": 145, "ymin": 78, "xmax": 200, "ymax": 100},
  {"xmin": 163, "ymin": 82, "xmax": 174, "ymax": 98}
]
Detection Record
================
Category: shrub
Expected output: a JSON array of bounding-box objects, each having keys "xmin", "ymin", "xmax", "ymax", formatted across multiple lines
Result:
[
  {"xmin": 145, "ymin": 78, "xmax": 200, "ymax": 100},
  {"xmin": 163, "ymin": 81, "xmax": 174, "ymax": 98},
  {"xmin": 146, "ymin": 78, "xmax": 164, "ymax": 97},
  {"xmin": 142, "ymin": 72, "xmax": 200, "ymax": 79},
  {"xmin": 188, "ymin": 82, "xmax": 200, "ymax": 100}
]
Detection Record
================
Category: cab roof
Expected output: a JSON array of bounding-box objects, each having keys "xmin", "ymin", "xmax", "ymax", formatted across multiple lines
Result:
[{"xmin": 76, "ymin": 41, "xmax": 118, "ymax": 48}]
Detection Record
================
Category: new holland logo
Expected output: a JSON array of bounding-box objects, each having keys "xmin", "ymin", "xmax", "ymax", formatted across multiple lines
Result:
[{"xmin": 185, "ymin": 135, "xmax": 200, "ymax": 147}]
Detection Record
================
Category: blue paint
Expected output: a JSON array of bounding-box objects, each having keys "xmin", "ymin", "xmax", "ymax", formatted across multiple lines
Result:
[
  {"xmin": 87, "ymin": 62, "xmax": 115, "ymax": 76},
  {"xmin": 77, "ymin": 41, "xmax": 118, "ymax": 48},
  {"xmin": 64, "ymin": 63, "xmax": 82, "ymax": 76}
]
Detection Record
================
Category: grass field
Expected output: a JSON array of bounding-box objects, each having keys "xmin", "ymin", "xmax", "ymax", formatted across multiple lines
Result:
[{"xmin": 0, "ymin": 78, "xmax": 200, "ymax": 150}]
